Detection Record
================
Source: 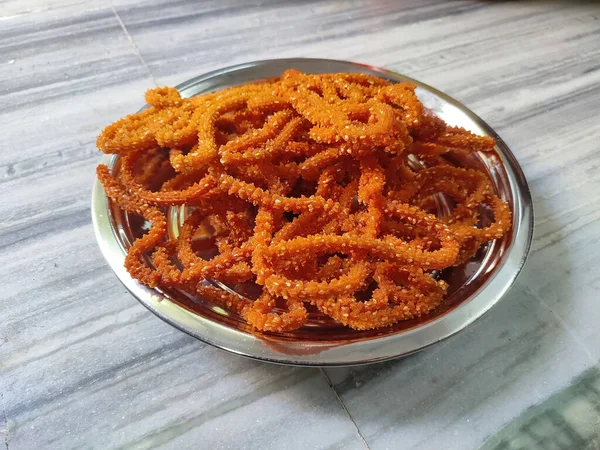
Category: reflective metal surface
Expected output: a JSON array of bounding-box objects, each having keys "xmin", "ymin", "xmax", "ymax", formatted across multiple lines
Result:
[{"xmin": 91, "ymin": 58, "xmax": 534, "ymax": 366}]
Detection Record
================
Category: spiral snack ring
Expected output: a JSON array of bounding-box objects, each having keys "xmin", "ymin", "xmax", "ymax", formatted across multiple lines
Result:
[{"xmin": 96, "ymin": 70, "xmax": 511, "ymax": 332}]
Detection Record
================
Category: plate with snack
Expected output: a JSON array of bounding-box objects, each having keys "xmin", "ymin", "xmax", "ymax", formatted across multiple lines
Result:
[{"xmin": 92, "ymin": 58, "xmax": 533, "ymax": 365}]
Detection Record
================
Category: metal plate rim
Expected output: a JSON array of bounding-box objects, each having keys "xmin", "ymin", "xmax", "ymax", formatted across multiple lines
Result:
[{"xmin": 91, "ymin": 58, "xmax": 534, "ymax": 366}]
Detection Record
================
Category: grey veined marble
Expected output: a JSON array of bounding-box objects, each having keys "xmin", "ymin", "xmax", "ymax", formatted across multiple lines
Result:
[{"xmin": 1, "ymin": 0, "xmax": 600, "ymax": 449}]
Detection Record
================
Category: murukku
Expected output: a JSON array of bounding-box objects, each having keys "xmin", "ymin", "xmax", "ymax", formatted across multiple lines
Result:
[{"xmin": 96, "ymin": 70, "xmax": 512, "ymax": 333}]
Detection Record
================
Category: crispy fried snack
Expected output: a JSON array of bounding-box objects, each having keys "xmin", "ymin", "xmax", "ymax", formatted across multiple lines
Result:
[{"xmin": 97, "ymin": 70, "xmax": 511, "ymax": 332}]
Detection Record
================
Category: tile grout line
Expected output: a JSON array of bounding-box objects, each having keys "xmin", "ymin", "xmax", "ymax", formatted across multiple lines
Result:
[
  {"xmin": 320, "ymin": 368, "xmax": 372, "ymax": 450},
  {"xmin": 109, "ymin": 5, "xmax": 158, "ymax": 87}
]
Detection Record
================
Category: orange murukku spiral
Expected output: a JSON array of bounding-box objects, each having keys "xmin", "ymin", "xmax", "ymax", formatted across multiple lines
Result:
[{"xmin": 96, "ymin": 70, "xmax": 512, "ymax": 333}]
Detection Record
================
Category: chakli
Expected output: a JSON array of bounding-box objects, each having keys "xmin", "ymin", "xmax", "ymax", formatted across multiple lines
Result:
[{"xmin": 97, "ymin": 70, "xmax": 511, "ymax": 332}]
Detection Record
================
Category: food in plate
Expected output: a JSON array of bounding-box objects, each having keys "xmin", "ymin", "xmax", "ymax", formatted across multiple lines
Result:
[{"xmin": 96, "ymin": 70, "xmax": 511, "ymax": 332}]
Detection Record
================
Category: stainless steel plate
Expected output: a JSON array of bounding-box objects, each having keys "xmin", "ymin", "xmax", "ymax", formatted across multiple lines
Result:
[{"xmin": 91, "ymin": 58, "xmax": 533, "ymax": 366}]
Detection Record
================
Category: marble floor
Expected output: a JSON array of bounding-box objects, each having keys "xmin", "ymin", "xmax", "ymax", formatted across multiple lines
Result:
[{"xmin": 1, "ymin": 1, "xmax": 600, "ymax": 449}]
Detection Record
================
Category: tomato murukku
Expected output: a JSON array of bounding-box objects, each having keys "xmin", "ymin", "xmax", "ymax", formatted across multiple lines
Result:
[{"xmin": 96, "ymin": 70, "xmax": 512, "ymax": 333}]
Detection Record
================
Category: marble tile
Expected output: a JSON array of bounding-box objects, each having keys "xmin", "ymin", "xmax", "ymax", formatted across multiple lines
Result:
[
  {"xmin": 318, "ymin": 3, "xmax": 600, "ymax": 448},
  {"xmin": 325, "ymin": 281, "xmax": 598, "ymax": 450},
  {"xmin": 4, "ymin": 336, "xmax": 365, "ymax": 449},
  {"xmin": 0, "ymin": 0, "xmax": 100, "ymax": 18},
  {"xmin": 479, "ymin": 367, "xmax": 600, "ymax": 449},
  {"xmin": 0, "ymin": 3, "xmax": 151, "ymax": 114},
  {"xmin": 3, "ymin": 0, "xmax": 600, "ymax": 449},
  {"xmin": 111, "ymin": 0, "xmax": 600, "ymax": 92},
  {"xmin": 0, "ymin": 4, "xmax": 365, "ymax": 449},
  {"xmin": 111, "ymin": 0, "xmax": 481, "ymax": 86}
]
